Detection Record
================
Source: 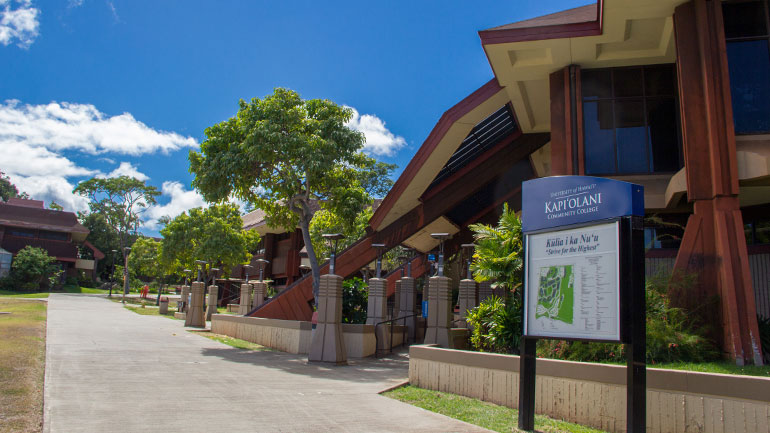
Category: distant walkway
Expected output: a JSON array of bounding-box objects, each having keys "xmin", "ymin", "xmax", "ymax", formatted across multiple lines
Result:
[{"xmin": 43, "ymin": 294, "xmax": 490, "ymax": 433}]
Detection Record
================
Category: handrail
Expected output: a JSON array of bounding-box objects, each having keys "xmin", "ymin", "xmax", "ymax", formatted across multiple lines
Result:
[{"xmin": 373, "ymin": 313, "xmax": 423, "ymax": 357}]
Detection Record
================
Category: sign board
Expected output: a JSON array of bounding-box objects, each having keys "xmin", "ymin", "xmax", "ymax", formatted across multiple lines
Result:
[
  {"xmin": 524, "ymin": 221, "xmax": 620, "ymax": 341},
  {"xmin": 518, "ymin": 176, "xmax": 646, "ymax": 432},
  {"xmin": 521, "ymin": 176, "xmax": 643, "ymax": 342}
]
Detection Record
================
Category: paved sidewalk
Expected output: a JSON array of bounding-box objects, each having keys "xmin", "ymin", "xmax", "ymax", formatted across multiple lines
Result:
[{"xmin": 44, "ymin": 294, "xmax": 491, "ymax": 433}]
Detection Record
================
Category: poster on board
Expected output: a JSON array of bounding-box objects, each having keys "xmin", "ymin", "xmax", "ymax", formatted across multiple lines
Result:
[{"xmin": 524, "ymin": 221, "xmax": 620, "ymax": 341}]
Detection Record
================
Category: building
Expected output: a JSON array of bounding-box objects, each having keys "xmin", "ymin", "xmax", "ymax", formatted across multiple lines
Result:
[
  {"xmin": 0, "ymin": 198, "xmax": 104, "ymax": 280},
  {"xmin": 249, "ymin": 0, "xmax": 768, "ymax": 364}
]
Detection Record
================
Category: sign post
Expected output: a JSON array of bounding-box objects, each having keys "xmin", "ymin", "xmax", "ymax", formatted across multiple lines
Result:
[{"xmin": 518, "ymin": 176, "xmax": 645, "ymax": 433}]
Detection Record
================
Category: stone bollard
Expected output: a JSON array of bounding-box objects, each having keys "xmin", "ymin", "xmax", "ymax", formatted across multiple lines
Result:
[
  {"xmin": 366, "ymin": 278, "xmax": 387, "ymax": 325},
  {"xmin": 205, "ymin": 284, "xmax": 218, "ymax": 321},
  {"xmin": 457, "ymin": 279, "xmax": 477, "ymax": 328},
  {"xmin": 185, "ymin": 282, "xmax": 206, "ymax": 328},
  {"xmin": 179, "ymin": 285, "xmax": 191, "ymax": 312},
  {"xmin": 397, "ymin": 277, "xmax": 417, "ymax": 342},
  {"xmin": 424, "ymin": 275, "xmax": 452, "ymax": 347},
  {"xmin": 238, "ymin": 283, "xmax": 252, "ymax": 315},
  {"xmin": 251, "ymin": 281, "xmax": 267, "ymax": 310},
  {"xmin": 308, "ymin": 274, "xmax": 347, "ymax": 364},
  {"xmin": 478, "ymin": 281, "xmax": 493, "ymax": 303},
  {"xmin": 159, "ymin": 296, "xmax": 169, "ymax": 315}
]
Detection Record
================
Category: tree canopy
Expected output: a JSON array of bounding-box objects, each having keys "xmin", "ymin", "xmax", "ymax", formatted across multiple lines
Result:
[
  {"xmin": 189, "ymin": 88, "xmax": 394, "ymax": 301},
  {"xmin": 0, "ymin": 170, "xmax": 25, "ymax": 202},
  {"xmin": 160, "ymin": 203, "xmax": 260, "ymax": 278},
  {"xmin": 128, "ymin": 237, "xmax": 166, "ymax": 281},
  {"xmin": 73, "ymin": 176, "xmax": 160, "ymax": 251},
  {"xmin": 77, "ymin": 212, "xmax": 124, "ymax": 279}
]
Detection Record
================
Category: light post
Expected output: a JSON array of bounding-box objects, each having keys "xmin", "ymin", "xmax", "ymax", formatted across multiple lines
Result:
[
  {"xmin": 402, "ymin": 247, "xmax": 415, "ymax": 278},
  {"xmin": 243, "ymin": 265, "xmax": 253, "ymax": 284},
  {"xmin": 299, "ymin": 264, "xmax": 311, "ymax": 278},
  {"xmin": 461, "ymin": 243, "xmax": 476, "ymax": 280},
  {"xmin": 321, "ymin": 233, "xmax": 344, "ymax": 275},
  {"xmin": 430, "ymin": 233, "xmax": 451, "ymax": 277},
  {"xmin": 372, "ymin": 243, "xmax": 386, "ymax": 279},
  {"xmin": 183, "ymin": 269, "xmax": 191, "ymax": 287},
  {"xmin": 109, "ymin": 249, "xmax": 117, "ymax": 297},
  {"xmin": 194, "ymin": 260, "xmax": 208, "ymax": 283},
  {"xmin": 255, "ymin": 259, "xmax": 269, "ymax": 282},
  {"xmin": 122, "ymin": 247, "xmax": 131, "ymax": 304}
]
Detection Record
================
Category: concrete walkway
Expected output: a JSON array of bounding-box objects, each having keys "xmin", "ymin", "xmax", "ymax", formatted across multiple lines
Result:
[{"xmin": 44, "ymin": 294, "xmax": 491, "ymax": 433}]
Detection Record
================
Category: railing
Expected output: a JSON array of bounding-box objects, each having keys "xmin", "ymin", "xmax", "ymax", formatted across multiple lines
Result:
[{"xmin": 373, "ymin": 313, "xmax": 424, "ymax": 357}]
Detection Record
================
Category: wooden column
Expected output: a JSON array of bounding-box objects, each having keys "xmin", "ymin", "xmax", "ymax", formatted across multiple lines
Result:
[
  {"xmin": 549, "ymin": 65, "xmax": 583, "ymax": 176},
  {"xmin": 672, "ymin": 0, "xmax": 763, "ymax": 365}
]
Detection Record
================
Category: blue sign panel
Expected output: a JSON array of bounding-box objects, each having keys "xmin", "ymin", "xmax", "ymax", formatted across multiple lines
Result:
[
  {"xmin": 422, "ymin": 300, "xmax": 428, "ymax": 318},
  {"xmin": 521, "ymin": 176, "xmax": 643, "ymax": 232}
]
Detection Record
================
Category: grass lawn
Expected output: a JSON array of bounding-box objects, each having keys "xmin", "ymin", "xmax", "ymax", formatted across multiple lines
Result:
[
  {"xmin": 187, "ymin": 330, "xmax": 271, "ymax": 351},
  {"xmin": 385, "ymin": 385, "xmax": 606, "ymax": 433},
  {"xmin": 123, "ymin": 304, "xmax": 180, "ymax": 319},
  {"xmin": 650, "ymin": 361, "xmax": 770, "ymax": 377},
  {"xmin": 0, "ymin": 299, "xmax": 47, "ymax": 433},
  {"xmin": 0, "ymin": 290, "xmax": 49, "ymax": 298}
]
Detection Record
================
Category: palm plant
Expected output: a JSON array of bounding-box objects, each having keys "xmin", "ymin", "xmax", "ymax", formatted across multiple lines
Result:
[{"xmin": 468, "ymin": 202, "xmax": 523, "ymax": 292}]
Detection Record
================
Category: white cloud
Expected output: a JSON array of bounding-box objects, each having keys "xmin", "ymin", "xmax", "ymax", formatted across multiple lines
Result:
[
  {"xmin": 143, "ymin": 181, "xmax": 206, "ymax": 231},
  {"xmin": 0, "ymin": 99, "xmax": 197, "ymax": 214},
  {"xmin": 9, "ymin": 174, "xmax": 90, "ymax": 212},
  {"xmin": 67, "ymin": 0, "xmax": 83, "ymax": 8},
  {"xmin": 104, "ymin": 161, "xmax": 149, "ymax": 181},
  {"xmin": 0, "ymin": 100, "xmax": 198, "ymax": 155},
  {"xmin": 345, "ymin": 107, "xmax": 406, "ymax": 157},
  {"xmin": 0, "ymin": 0, "xmax": 39, "ymax": 48}
]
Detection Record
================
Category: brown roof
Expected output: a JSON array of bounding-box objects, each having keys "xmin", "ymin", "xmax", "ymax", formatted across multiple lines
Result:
[
  {"xmin": 0, "ymin": 201, "xmax": 89, "ymax": 234},
  {"xmin": 484, "ymin": 3, "xmax": 598, "ymax": 32}
]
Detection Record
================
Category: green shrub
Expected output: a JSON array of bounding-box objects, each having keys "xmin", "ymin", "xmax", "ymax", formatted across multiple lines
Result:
[
  {"xmin": 758, "ymin": 315, "xmax": 770, "ymax": 364},
  {"xmin": 8, "ymin": 246, "xmax": 58, "ymax": 291},
  {"xmin": 342, "ymin": 277, "xmax": 368, "ymax": 324},
  {"xmin": 537, "ymin": 277, "xmax": 719, "ymax": 364},
  {"xmin": 466, "ymin": 295, "xmax": 521, "ymax": 354}
]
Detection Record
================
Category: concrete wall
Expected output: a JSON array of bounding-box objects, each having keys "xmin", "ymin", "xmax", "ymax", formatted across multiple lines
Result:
[
  {"xmin": 212, "ymin": 315, "xmax": 399, "ymax": 358},
  {"xmin": 211, "ymin": 315, "xmax": 312, "ymax": 354},
  {"xmin": 409, "ymin": 345, "xmax": 770, "ymax": 433}
]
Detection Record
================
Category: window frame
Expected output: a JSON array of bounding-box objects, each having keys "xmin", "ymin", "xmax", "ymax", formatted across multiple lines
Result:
[{"xmin": 581, "ymin": 64, "xmax": 684, "ymax": 176}]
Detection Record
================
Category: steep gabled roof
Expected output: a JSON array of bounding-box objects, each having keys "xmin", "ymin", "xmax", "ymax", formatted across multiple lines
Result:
[{"xmin": 0, "ymin": 201, "xmax": 88, "ymax": 234}]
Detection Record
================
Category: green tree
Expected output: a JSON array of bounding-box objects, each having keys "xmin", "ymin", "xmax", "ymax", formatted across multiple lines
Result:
[
  {"xmin": 48, "ymin": 201, "xmax": 63, "ymax": 211},
  {"xmin": 189, "ymin": 88, "xmax": 393, "ymax": 301},
  {"xmin": 0, "ymin": 170, "xmax": 23, "ymax": 202},
  {"xmin": 160, "ymin": 203, "xmax": 260, "ymax": 277},
  {"xmin": 309, "ymin": 207, "xmax": 373, "ymax": 260},
  {"xmin": 10, "ymin": 246, "xmax": 58, "ymax": 290},
  {"xmin": 467, "ymin": 203, "xmax": 524, "ymax": 352},
  {"xmin": 469, "ymin": 203, "xmax": 523, "ymax": 292},
  {"xmin": 78, "ymin": 212, "xmax": 124, "ymax": 280},
  {"xmin": 73, "ymin": 176, "xmax": 160, "ymax": 251},
  {"xmin": 127, "ymin": 237, "xmax": 165, "ymax": 281}
]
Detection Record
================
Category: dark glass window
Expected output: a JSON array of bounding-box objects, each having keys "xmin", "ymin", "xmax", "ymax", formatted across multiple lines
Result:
[
  {"xmin": 7, "ymin": 228, "xmax": 36, "ymax": 238},
  {"xmin": 39, "ymin": 230, "xmax": 68, "ymax": 241},
  {"xmin": 582, "ymin": 65, "xmax": 682, "ymax": 175},
  {"xmin": 723, "ymin": 0, "xmax": 770, "ymax": 134}
]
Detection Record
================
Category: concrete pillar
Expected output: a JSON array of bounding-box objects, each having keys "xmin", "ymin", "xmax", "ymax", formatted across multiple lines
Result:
[
  {"xmin": 397, "ymin": 277, "xmax": 417, "ymax": 342},
  {"xmin": 179, "ymin": 285, "xmax": 190, "ymax": 312},
  {"xmin": 205, "ymin": 284, "xmax": 218, "ymax": 321},
  {"xmin": 457, "ymin": 279, "xmax": 477, "ymax": 328},
  {"xmin": 308, "ymin": 274, "xmax": 347, "ymax": 364},
  {"xmin": 185, "ymin": 282, "xmax": 205, "ymax": 328},
  {"xmin": 423, "ymin": 276, "xmax": 452, "ymax": 347},
  {"xmin": 478, "ymin": 281, "xmax": 493, "ymax": 303},
  {"xmin": 238, "ymin": 283, "xmax": 252, "ymax": 315},
  {"xmin": 252, "ymin": 281, "xmax": 267, "ymax": 310},
  {"xmin": 366, "ymin": 278, "xmax": 387, "ymax": 326}
]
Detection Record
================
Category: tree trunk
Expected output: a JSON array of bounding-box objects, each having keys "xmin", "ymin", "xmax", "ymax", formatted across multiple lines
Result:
[{"xmin": 298, "ymin": 213, "xmax": 320, "ymax": 307}]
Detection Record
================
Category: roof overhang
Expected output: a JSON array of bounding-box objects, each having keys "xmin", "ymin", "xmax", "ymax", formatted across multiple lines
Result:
[
  {"xmin": 480, "ymin": 0, "xmax": 685, "ymax": 133},
  {"xmin": 369, "ymin": 79, "xmax": 512, "ymax": 231}
]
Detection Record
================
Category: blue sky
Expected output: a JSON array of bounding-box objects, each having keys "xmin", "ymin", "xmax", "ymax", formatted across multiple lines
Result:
[{"xmin": 1, "ymin": 0, "xmax": 588, "ymax": 235}]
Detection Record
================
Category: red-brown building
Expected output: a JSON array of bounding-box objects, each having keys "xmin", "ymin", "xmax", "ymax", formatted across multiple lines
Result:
[
  {"xmin": 248, "ymin": 0, "xmax": 768, "ymax": 364},
  {"xmin": 0, "ymin": 198, "xmax": 104, "ymax": 280}
]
